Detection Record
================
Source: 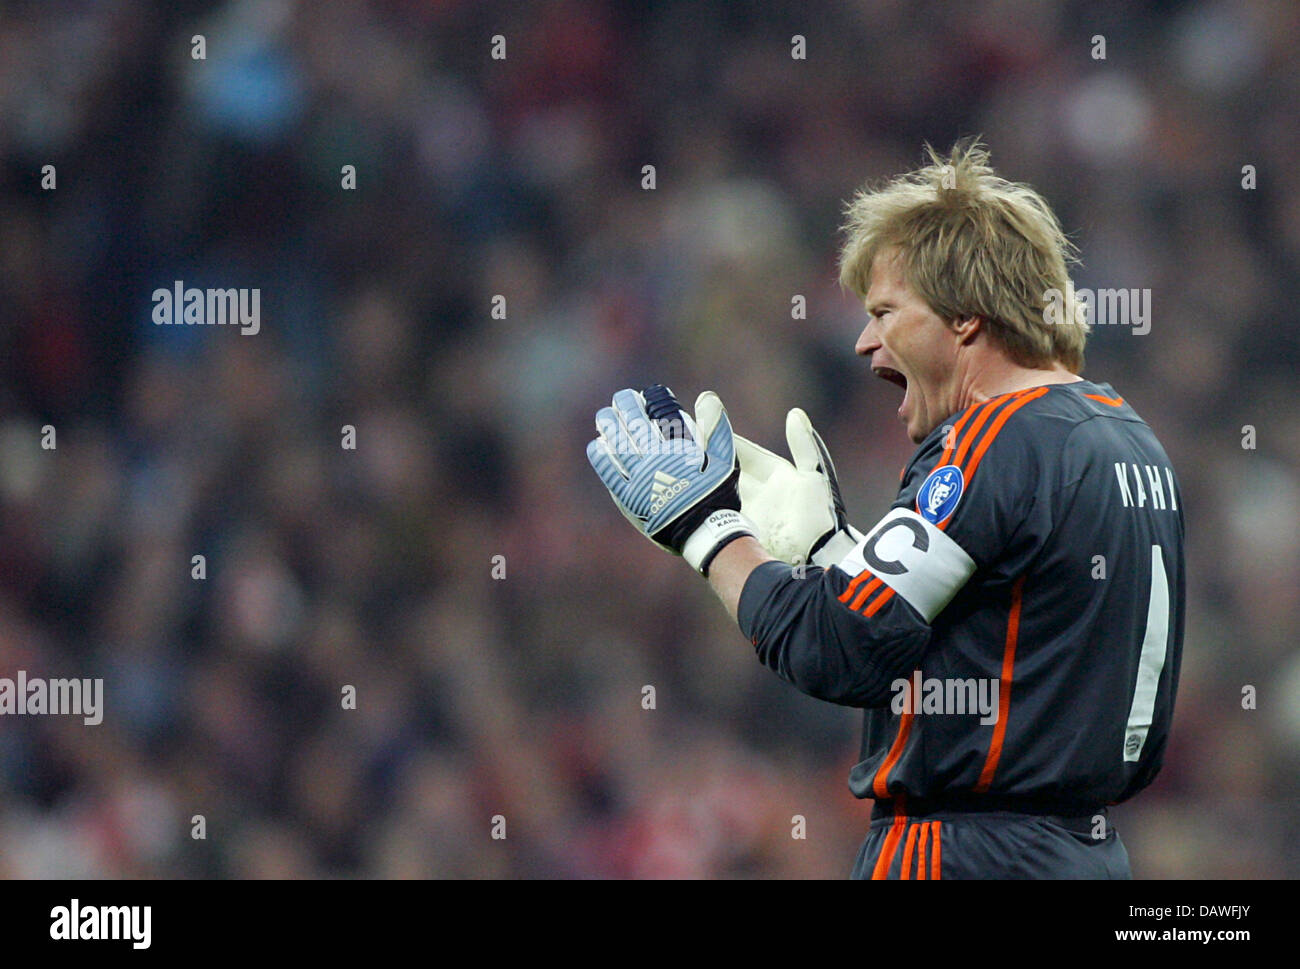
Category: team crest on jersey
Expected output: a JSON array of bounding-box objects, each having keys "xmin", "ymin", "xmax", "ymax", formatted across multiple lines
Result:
[{"xmin": 917, "ymin": 464, "xmax": 964, "ymax": 524}]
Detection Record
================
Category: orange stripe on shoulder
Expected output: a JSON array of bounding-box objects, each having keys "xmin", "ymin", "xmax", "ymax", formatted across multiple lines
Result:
[
  {"xmin": 959, "ymin": 386, "xmax": 1050, "ymax": 487},
  {"xmin": 938, "ymin": 407, "xmax": 978, "ymax": 467},
  {"xmin": 953, "ymin": 391, "xmax": 1025, "ymax": 468},
  {"xmin": 1085, "ymin": 393, "xmax": 1124, "ymax": 407},
  {"xmin": 917, "ymin": 390, "xmax": 1032, "ymax": 524},
  {"xmin": 931, "ymin": 389, "xmax": 1001, "ymax": 473},
  {"xmin": 930, "ymin": 388, "xmax": 1038, "ymax": 475},
  {"xmin": 917, "ymin": 390, "xmax": 1037, "ymax": 531}
]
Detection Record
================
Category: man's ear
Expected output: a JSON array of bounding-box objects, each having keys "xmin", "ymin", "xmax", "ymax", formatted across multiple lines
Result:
[{"xmin": 952, "ymin": 315, "xmax": 982, "ymax": 345}]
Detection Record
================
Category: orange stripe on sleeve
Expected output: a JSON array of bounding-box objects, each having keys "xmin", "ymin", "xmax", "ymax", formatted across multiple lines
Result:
[
  {"xmin": 917, "ymin": 821, "xmax": 930, "ymax": 880},
  {"xmin": 899, "ymin": 823, "xmax": 920, "ymax": 880},
  {"xmin": 856, "ymin": 389, "xmax": 1046, "ymax": 807},
  {"xmin": 844, "ymin": 573, "xmax": 894, "ymax": 618},
  {"xmin": 931, "ymin": 820, "xmax": 941, "ymax": 880},
  {"xmin": 847, "ymin": 392, "xmax": 1038, "ymax": 614},
  {"xmin": 838, "ymin": 568, "xmax": 876, "ymax": 605},
  {"xmin": 862, "ymin": 586, "xmax": 895, "ymax": 617},
  {"xmin": 974, "ymin": 575, "xmax": 1026, "ymax": 792},
  {"xmin": 871, "ymin": 812, "xmax": 908, "ymax": 880},
  {"xmin": 848, "ymin": 575, "xmax": 884, "ymax": 610}
]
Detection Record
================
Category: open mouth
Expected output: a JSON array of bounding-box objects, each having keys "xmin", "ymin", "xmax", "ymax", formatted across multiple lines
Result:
[
  {"xmin": 872, "ymin": 365, "xmax": 910, "ymax": 420},
  {"xmin": 872, "ymin": 366, "xmax": 907, "ymax": 392}
]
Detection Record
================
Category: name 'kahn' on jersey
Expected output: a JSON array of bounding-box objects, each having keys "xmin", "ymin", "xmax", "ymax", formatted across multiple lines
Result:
[{"xmin": 737, "ymin": 380, "xmax": 1185, "ymax": 811}]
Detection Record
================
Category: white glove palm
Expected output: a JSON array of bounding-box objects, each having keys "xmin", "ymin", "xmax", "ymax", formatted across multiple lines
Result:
[{"xmin": 734, "ymin": 408, "xmax": 863, "ymax": 568}]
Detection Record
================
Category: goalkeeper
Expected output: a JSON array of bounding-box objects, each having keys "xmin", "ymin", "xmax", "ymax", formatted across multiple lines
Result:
[{"xmin": 585, "ymin": 141, "xmax": 1185, "ymax": 879}]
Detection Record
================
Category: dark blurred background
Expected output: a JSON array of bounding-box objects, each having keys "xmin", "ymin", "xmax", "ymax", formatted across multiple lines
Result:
[{"xmin": 0, "ymin": 0, "xmax": 1296, "ymax": 878}]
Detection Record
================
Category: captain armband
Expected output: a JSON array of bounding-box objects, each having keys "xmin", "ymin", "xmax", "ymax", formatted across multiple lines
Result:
[{"xmin": 834, "ymin": 508, "xmax": 977, "ymax": 622}]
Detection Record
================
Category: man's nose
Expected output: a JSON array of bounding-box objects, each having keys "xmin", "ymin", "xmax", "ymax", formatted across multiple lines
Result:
[{"xmin": 855, "ymin": 319, "xmax": 880, "ymax": 357}]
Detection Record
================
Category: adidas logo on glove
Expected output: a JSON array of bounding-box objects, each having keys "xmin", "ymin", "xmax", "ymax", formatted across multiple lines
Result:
[
  {"xmin": 586, "ymin": 385, "xmax": 755, "ymax": 575},
  {"xmin": 650, "ymin": 470, "xmax": 690, "ymax": 513}
]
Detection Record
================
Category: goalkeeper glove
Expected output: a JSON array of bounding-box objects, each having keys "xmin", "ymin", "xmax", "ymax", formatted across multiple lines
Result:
[
  {"xmin": 733, "ymin": 407, "xmax": 864, "ymax": 569},
  {"xmin": 586, "ymin": 385, "xmax": 756, "ymax": 575}
]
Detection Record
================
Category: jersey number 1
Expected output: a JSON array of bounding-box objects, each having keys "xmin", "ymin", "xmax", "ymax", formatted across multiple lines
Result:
[{"xmin": 1123, "ymin": 544, "xmax": 1170, "ymax": 762}]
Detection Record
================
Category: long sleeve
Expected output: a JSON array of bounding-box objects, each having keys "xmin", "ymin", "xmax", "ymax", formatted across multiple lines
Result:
[{"xmin": 737, "ymin": 560, "xmax": 932, "ymax": 707}]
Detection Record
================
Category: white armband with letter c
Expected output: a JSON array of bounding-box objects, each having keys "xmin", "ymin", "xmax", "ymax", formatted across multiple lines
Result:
[{"xmin": 834, "ymin": 507, "xmax": 977, "ymax": 622}]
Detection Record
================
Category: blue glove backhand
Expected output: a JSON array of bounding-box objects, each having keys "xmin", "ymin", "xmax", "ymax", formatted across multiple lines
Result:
[{"xmin": 586, "ymin": 385, "xmax": 755, "ymax": 574}]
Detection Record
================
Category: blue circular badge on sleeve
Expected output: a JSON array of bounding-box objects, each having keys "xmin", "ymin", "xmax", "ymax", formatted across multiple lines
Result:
[{"xmin": 917, "ymin": 464, "xmax": 964, "ymax": 524}]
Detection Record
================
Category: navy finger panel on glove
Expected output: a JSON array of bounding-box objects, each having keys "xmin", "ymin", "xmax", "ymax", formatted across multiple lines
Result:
[{"xmin": 585, "ymin": 385, "xmax": 755, "ymax": 574}]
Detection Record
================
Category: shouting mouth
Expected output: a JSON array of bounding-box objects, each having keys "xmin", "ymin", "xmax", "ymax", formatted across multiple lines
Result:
[{"xmin": 873, "ymin": 365, "xmax": 909, "ymax": 419}]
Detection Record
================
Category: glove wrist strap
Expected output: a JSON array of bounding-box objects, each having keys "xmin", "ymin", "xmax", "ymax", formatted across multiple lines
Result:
[
  {"xmin": 810, "ymin": 524, "xmax": 865, "ymax": 570},
  {"xmin": 682, "ymin": 510, "xmax": 756, "ymax": 575}
]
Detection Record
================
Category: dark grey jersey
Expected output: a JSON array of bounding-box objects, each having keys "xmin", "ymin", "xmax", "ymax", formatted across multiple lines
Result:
[{"xmin": 738, "ymin": 380, "xmax": 1185, "ymax": 812}]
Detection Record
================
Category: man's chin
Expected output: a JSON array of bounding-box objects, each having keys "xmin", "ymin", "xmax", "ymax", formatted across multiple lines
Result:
[
  {"xmin": 902, "ymin": 412, "xmax": 923, "ymax": 444},
  {"xmin": 906, "ymin": 414, "xmax": 941, "ymax": 445}
]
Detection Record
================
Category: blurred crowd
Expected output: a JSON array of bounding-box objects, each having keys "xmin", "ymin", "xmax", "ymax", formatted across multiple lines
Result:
[{"xmin": 0, "ymin": 0, "xmax": 1297, "ymax": 878}]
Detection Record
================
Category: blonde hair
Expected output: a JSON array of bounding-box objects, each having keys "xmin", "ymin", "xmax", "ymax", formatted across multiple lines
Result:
[{"xmin": 838, "ymin": 139, "xmax": 1088, "ymax": 373}]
